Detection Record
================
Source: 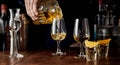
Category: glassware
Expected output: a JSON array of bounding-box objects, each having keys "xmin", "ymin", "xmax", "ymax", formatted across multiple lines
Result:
[
  {"xmin": 84, "ymin": 40, "xmax": 98, "ymax": 61},
  {"xmin": 19, "ymin": 14, "xmax": 29, "ymax": 50},
  {"xmin": 51, "ymin": 18, "xmax": 67, "ymax": 55},
  {"xmin": 9, "ymin": 8, "xmax": 23, "ymax": 58},
  {"xmin": 0, "ymin": 18, "xmax": 5, "ymax": 51},
  {"xmin": 0, "ymin": 4, "xmax": 9, "ymax": 51},
  {"xmin": 73, "ymin": 18, "xmax": 90, "ymax": 58},
  {"xmin": 97, "ymin": 28, "xmax": 111, "ymax": 58},
  {"xmin": 33, "ymin": 0, "xmax": 63, "ymax": 25},
  {"xmin": 97, "ymin": 38, "xmax": 111, "ymax": 58}
]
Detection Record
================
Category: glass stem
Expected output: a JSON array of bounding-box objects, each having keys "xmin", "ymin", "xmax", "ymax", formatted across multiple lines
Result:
[
  {"xmin": 14, "ymin": 31, "xmax": 18, "ymax": 55},
  {"xmin": 57, "ymin": 41, "xmax": 61, "ymax": 53},
  {"xmin": 79, "ymin": 41, "xmax": 84, "ymax": 55}
]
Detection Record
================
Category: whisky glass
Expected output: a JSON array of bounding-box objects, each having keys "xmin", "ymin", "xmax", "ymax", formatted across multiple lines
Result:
[
  {"xmin": 84, "ymin": 40, "xmax": 99, "ymax": 62},
  {"xmin": 73, "ymin": 18, "xmax": 90, "ymax": 58},
  {"xmin": 97, "ymin": 28, "xmax": 111, "ymax": 58},
  {"xmin": 51, "ymin": 18, "xmax": 66, "ymax": 55}
]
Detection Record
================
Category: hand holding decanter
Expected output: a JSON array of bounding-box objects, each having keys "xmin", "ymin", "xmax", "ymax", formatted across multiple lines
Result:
[{"xmin": 32, "ymin": 0, "xmax": 63, "ymax": 25}]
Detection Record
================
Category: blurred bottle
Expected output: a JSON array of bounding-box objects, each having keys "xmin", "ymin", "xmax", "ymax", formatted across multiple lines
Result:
[
  {"xmin": 96, "ymin": 0, "xmax": 103, "ymax": 27},
  {"xmin": 19, "ymin": 14, "xmax": 29, "ymax": 50},
  {"xmin": 0, "ymin": 4, "xmax": 10, "ymax": 51},
  {"xmin": 97, "ymin": 0, "xmax": 116, "ymax": 27},
  {"xmin": 32, "ymin": 0, "xmax": 63, "ymax": 25}
]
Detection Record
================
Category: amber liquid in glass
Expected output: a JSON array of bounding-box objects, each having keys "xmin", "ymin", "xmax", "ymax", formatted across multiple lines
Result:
[{"xmin": 51, "ymin": 33, "xmax": 66, "ymax": 41}]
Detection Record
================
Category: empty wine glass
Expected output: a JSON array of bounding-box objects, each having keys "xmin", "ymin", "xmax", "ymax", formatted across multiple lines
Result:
[
  {"xmin": 51, "ymin": 17, "xmax": 67, "ymax": 55},
  {"xmin": 9, "ymin": 8, "xmax": 23, "ymax": 58},
  {"xmin": 73, "ymin": 18, "xmax": 90, "ymax": 58}
]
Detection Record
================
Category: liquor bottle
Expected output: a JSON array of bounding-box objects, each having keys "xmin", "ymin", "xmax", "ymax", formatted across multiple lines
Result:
[
  {"xmin": 0, "ymin": 4, "xmax": 10, "ymax": 50},
  {"xmin": 19, "ymin": 14, "xmax": 29, "ymax": 50},
  {"xmin": 96, "ymin": 0, "xmax": 104, "ymax": 41},
  {"xmin": 97, "ymin": 0, "xmax": 103, "ymax": 27}
]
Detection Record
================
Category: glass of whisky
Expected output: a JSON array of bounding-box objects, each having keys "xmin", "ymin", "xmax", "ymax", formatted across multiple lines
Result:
[
  {"xmin": 97, "ymin": 28, "xmax": 111, "ymax": 58},
  {"xmin": 97, "ymin": 38, "xmax": 111, "ymax": 58},
  {"xmin": 84, "ymin": 40, "xmax": 99, "ymax": 61},
  {"xmin": 51, "ymin": 18, "xmax": 67, "ymax": 55},
  {"xmin": 73, "ymin": 18, "xmax": 90, "ymax": 58}
]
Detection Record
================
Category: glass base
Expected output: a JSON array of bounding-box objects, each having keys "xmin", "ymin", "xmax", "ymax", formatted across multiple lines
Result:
[
  {"xmin": 74, "ymin": 54, "xmax": 86, "ymax": 59},
  {"xmin": 9, "ymin": 53, "xmax": 24, "ymax": 58},
  {"xmin": 52, "ymin": 52, "xmax": 66, "ymax": 55}
]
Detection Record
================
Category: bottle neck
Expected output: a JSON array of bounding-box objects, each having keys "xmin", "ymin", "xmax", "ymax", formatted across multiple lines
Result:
[
  {"xmin": 0, "ymin": 4, "xmax": 7, "ymax": 19},
  {"xmin": 1, "ymin": 11, "xmax": 7, "ymax": 18},
  {"xmin": 98, "ymin": 0, "xmax": 103, "ymax": 12}
]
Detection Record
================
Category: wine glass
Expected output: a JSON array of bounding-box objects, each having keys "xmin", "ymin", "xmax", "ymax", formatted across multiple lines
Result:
[
  {"xmin": 9, "ymin": 8, "xmax": 23, "ymax": 58},
  {"xmin": 51, "ymin": 18, "xmax": 67, "ymax": 55},
  {"xmin": 73, "ymin": 18, "xmax": 90, "ymax": 58}
]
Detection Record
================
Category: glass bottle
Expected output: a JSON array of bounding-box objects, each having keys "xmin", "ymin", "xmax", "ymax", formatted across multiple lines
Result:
[
  {"xmin": 19, "ymin": 14, "xmax": 29, "ymax": 50},
  {"xmin": 0, "ymin": 4, "xmax": 9, "ymax": 51}
]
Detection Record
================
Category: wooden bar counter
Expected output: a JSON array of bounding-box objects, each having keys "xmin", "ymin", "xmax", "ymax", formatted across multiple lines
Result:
[{"xmin": 0, "ymin": 48, "xmax": 120, "ymax": 65}]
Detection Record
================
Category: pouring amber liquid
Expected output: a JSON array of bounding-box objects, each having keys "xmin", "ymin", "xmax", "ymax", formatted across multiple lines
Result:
[{"xmin": 32, "ymin": 0, "xmax": 63, "ymax": 25}]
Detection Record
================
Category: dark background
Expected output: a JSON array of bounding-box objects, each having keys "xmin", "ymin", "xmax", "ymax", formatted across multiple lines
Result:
[{"xmin": 0, "ymin": 0, "xmax": 120, "ymax": 51}]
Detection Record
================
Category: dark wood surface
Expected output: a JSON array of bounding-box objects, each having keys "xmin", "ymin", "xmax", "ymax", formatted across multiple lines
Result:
[{"xmin": 0, "ymin": 48, "xmax": 120, "ymax": 65}]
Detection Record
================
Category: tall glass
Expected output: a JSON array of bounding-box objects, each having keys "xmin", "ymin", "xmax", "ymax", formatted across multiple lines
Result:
[
  {"xmin": 9, "ymin": 8, "xmax": 23, "ymax": 58},
  {"xmin": 51, "ymin": 18, "xmax": 67, "ymax": 55},
  {"xmin": 73, "ymin": 18, "xmax": 90, "ymax": 58}
]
